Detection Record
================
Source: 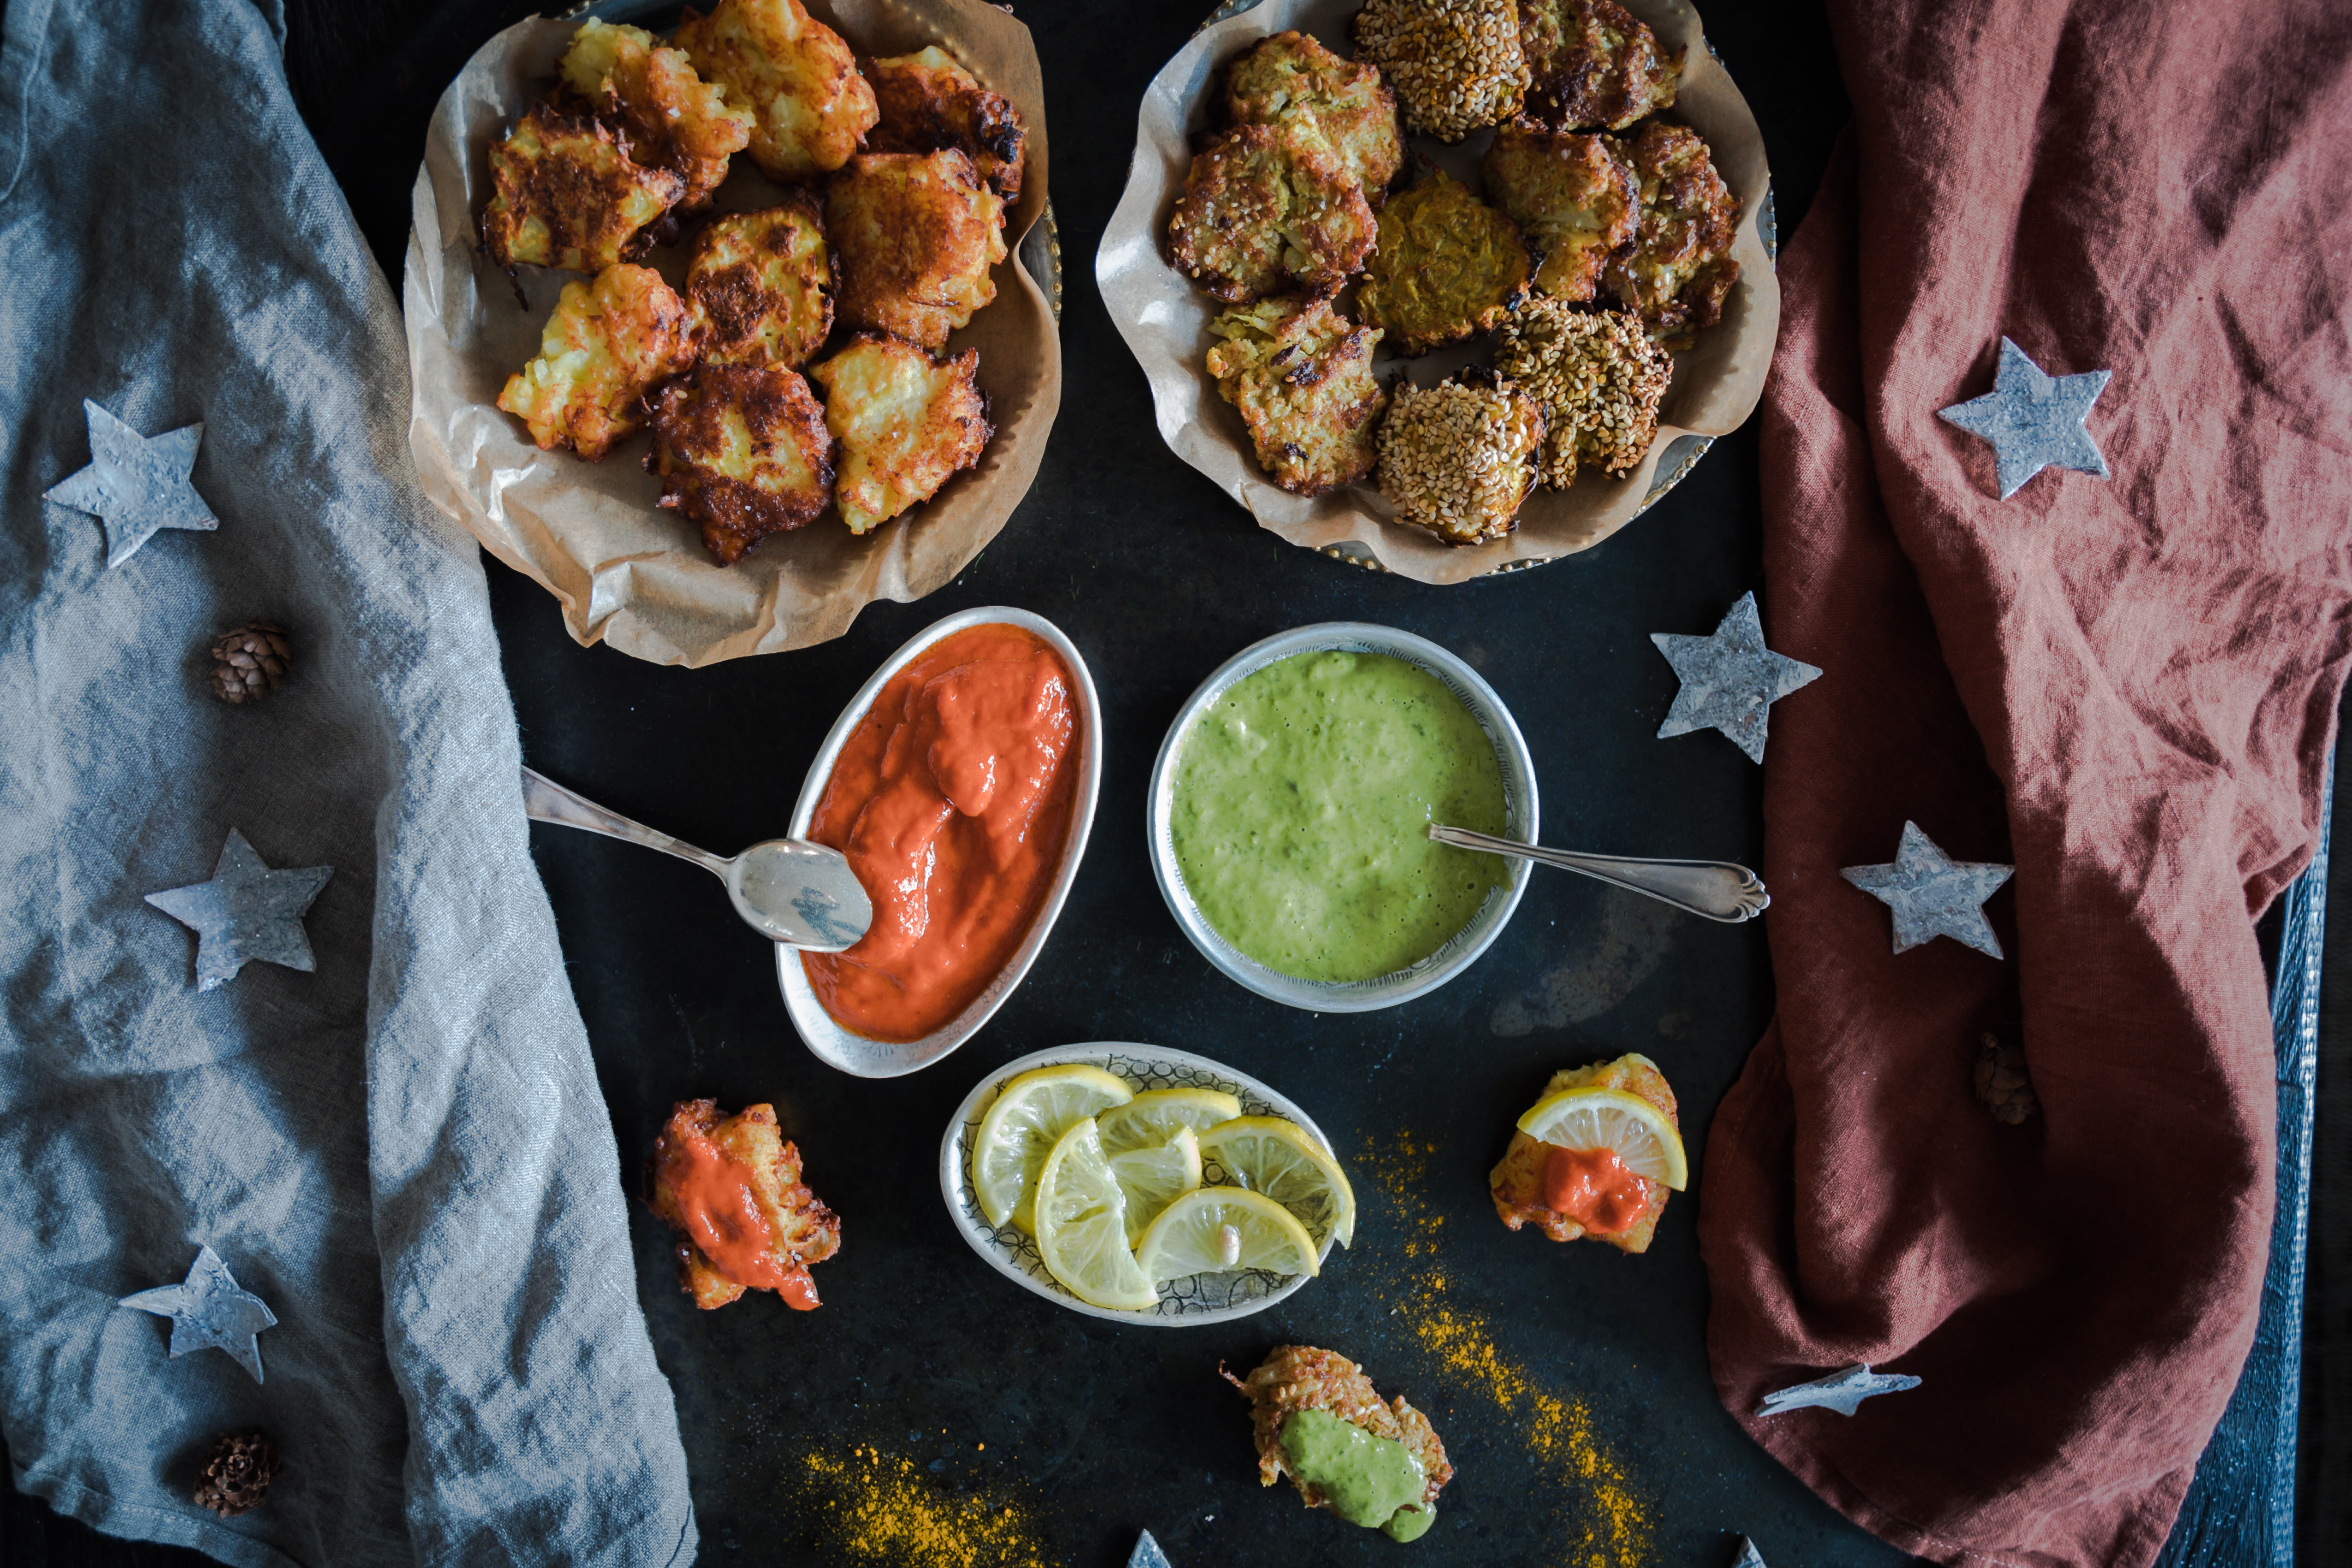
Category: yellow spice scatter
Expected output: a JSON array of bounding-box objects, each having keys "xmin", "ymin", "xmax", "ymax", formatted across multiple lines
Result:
[{"xmin": 792, "ymin": 1446, "xmax": 1052, "ymax": 1568}]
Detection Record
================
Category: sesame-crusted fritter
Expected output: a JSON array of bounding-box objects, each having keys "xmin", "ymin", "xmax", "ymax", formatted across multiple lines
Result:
[
  {"xmin": 1355, "ymin": 170, "xmax": 1530, "ymax": 355},
  {"xmin": 480, "ymin": 104, "xmax": 684, "ymax": 274},
  {"xmin": 1377, "ymin": 370, "xmax": 1545, "ymax": 545},
  {"xmin": 1221, "ymin": 1347, "xmax": 1452, "ymax": 1519},
  {"xmin": 497, "ymin": 263, "xmax": 697, "ymax": 459},
  {"xmin": 807, "ymin": 335, "xmax": 992, "ymax": 535},
  {"xmin": 1492, "ymin": 300, "xmax": 1669, "ymax": 486},
  {"xmin": 1166, "ymin": 121, "xmax": 1375, "ymax": 304},
  {"xmin": 1603, "ymin": 121, "xmax": 1741, "ymax": 343},
  {"xmin": 674, "ymin": 0, "xmax": 877, "ymax": 182},
  {"xmin": 1489, "ymin": 1055, "xmax": 1677, "ymax": 1253},
  {"xmin": 1351, "ymin": 0, "xmax": 1527, "ymax": 143},
  {"xmin": 1205, "ymin": 295, "xmax": 1387, "ymax": 496},
  {"xmin": 687, "ymin": 196, "xmax": 835, "ymax": 370},
  {"xmin": 648, "ymin": 1099, "xmax": 841, "ymax": 1310},
  {"xmin": 559, "ymin": 19, "xmax": 753, "ymax": 211},
  {"xmin": 1223, "ymin": 31, "xmax": 1402, "ymax": 202},
  {"xmin": 647, "ymin": 364, "xmax": 836, "ymax": 563},
  {"xmin": 1517, "ymin": 0, "xmax": 1678, "ymax": 131},
  {"xmin": 827, "ymin": 150, "xmax": 1006, "ymax": 350},
  {"xmin": 1481, "ymin": 123, "xmax": 1637, "ymax": 301},
  {"xmin": 867, "ymin": 46, "xmax": 1026, "ymax": 202}
]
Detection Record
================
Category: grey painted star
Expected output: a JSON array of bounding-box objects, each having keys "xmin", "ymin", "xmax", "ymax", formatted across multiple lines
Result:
[
  {"xmin": 1128, "ymin": 1530, "xmax": 1173, "ymax": 1568},
  {"xmin": 42, "ymin": 399, "xmax": 219, "ymax": 567},
  {"xmin": 1756, "ymin": 1363, "xmax": 1921, "ymax": 1418},
  {"xmin": 1842, "ymin": 821, "xmax": 2014, "ymax": 959},
  {"xmin": 1732, "ymin": 1538, "xmax": 1769, "ymax": 1568},
  {"xmin": 145, "ymin": 828, "xmax": 334, "ymax": 991},
  {"xmin": 118, "ymin": 1244, "xmax": 278, "ymax": 1384},
  {"xmin": 1937, "ymin": 337, "xmax": 2112, "ymax": 500},
  {"xmin": 1651, "ymin": 592, "xmax": 1823, "ymax": 764}
]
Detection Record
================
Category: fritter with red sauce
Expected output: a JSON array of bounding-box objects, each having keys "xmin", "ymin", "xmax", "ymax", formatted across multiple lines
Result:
[
  {"xmin": 686, "ymin": 196, "xmax": 835, "ymax": 371},
  {"xmin": 827, "ymin": 149, "xmax": 1007, "ymax": 350},
  {"xmin": 1602, "ymin": 121, "xmax": 1741, "ymax": 343},
  {"xmin": 1167, "ymin": 121, "xmax": 1375, "ymax": 304},
  {"xmin": 1482, "ymin": 122, "xmax": 1638, "ymax": 302},
  {"xmin": 1517, "ymin": 0, "xmax": 1678, "ymax": 131},
  {"xmin": 647, "ymin": 1099, "xmax": 841, "ymax": 1310},
  {"xmin": 648, "ymin": 364, "xmax": 836, "ymax": 563},
  {"xmin": 480, "ymin": 104, "xmax": 684, "ymax": 274},
  {"xmin": 1489, "ymin": 1054, "xmax": 1678, "ymax": 1253},
  {"xmin": 1222, "ymin": 31, "xmax": 1402, "ymax": 202},
  {"xmin": 498, "ymin": 263, "xmax": 697, "ymax": 458},
  {"xmin": 1222, "ymin": 1347, "xmax": 1450, "ymax": 1529},
  {"xmin": 558, "ymin": 19, "xmax": 753, "ymax": 211},
  {"xmin": 866, "ymin": 46, "xmax": 1026, "ymax": 202}
]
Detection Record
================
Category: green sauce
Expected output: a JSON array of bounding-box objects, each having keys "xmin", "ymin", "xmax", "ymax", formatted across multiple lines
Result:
[
  {"xmin": 1278, "ymin": 1409, "xmax": 1431, "ymax": 1538},
  {"xmin": 1170, "ymin": 650, "xmax": 1509, "ymax": 983}
]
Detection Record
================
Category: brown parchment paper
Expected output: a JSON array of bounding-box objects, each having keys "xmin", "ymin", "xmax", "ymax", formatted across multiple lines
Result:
[
  {"xmin": 403, "ymin": 2, "xmax": 1058, "ymax": 667},
  {"xmin": 1094, "ymin": 0, "xmax": 1775, "ymax": 582}
]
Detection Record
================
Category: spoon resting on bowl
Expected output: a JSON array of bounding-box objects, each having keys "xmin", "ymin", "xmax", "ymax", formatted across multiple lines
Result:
[
  {"xmin": 1428, "ymin": 824, "xmax": 1769, "ymax": 924},
  {"xmin": 520, "ymin": 767, "xmax": 872, "ymax": 951}
]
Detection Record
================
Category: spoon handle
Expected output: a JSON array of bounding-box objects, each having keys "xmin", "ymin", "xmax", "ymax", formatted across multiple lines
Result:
[
  {"xmin": 1429, "ymin": 825, "xmax": 1770, "ymax": 924},
  {"xmin": 520, "ymin": 766, "xmax": 731, "ymax": 881}
]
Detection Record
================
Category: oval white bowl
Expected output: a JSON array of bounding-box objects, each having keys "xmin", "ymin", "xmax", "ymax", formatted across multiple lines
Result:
[
  {"xmin": 776, "ymin": 607, "xmax": 1103, "ymax": 1077},
  {"xmin": 940, "ymin": 1043, "xmax": 1344, "ymax": 1324}
]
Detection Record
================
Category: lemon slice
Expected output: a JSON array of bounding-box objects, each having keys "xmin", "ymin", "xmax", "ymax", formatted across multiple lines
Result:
[
  {"xmin": 1032, "ymin": 1118, "xmax": 1160, "ymax": 1311},
  {"xmin": 1106, "ymin": 1124, "xmax": 1203, "ymax": 1244},
  {"xmin": 1134, "ymin": 1187, "xmax": 1319, "ymax": 1284},
  {"xmin": 1514, "ymin": 1087, "xmax": 1688, "ymax": 1191},
  {"xmin": 970, "ymin": 1064, "xmax": 1135, "ymax": 1232},
  {"xmin": 1195, "ymin": 1116, "xmax": 1358, "ymax": 1249},
  {"xmin": 1096, "ymin": 1086, "xmax": 1245, "ymax": 1156}
]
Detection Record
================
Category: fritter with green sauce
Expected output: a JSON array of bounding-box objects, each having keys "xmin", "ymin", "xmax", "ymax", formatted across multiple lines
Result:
[
  {"xmin": 1355, "ymin": 170, "xmax": 1530, "ymax": 355},
  {"xmin": 480, "ymin": 104, "xmax": 684, "ymax": 274},
  {"xmin": 1481, "ymin": 123, "xmax": 1637, "ymax": 301},
  {"xmin": 808, "ymin": 335, "xmax": 993, "ymax": 536},
  {"xmin": 1602, "ymin": 121, "xmax": 1741, "ymax": 343},
  {"xmin": 1517, "ymin": 0, "xmax": 1678, "ymax": 131},
  {"xmin": 867, "ymin": 46, "xmax": 1026, "ymax": 202},
  {"xmin": 687, "ymin": 196, "xmax": 835, "ymax": 371},
  {"xmin": 1168, "ymin": 121, "xmax": 1375, "ymax": 303},
  {"xmin": 559, "ymin": 19, "xmax": 752, "ymax": 211},
  {"xmin": 647, "ymin": 364, "xmax": 836, "ymax": 563},
  {"xmin": 1377, "ymin": 369, "xmax": 1545, "ymax": 545},
  {"xmin": 828, "ymin": 150, "xmax": 1006, "ymax": 350},
  {"xmin": 1223, "ymin": 1346, "xmax": 1451, "ymax": 1543},
  {"xmin": 1351, "ymin": 0, "xmax": 1526, "ymax": 143},
  {"xmin": 1205, "ymin": 295, "xmax": 1387, "ymax": 496},
  {"xmin": 675, "ymin": 0, "xmax": 877, "ymax": 182},
  {"xmin": 1223, "ymin": 31, "xmax": 1402, "ymax": 202},
  {"xmin": 1491, "ymin": 300, "xmax": 1669, "ymax": 488},
  {"xmin": 497, "ymin": 263, "xmax": 697, "ymax": 459}
]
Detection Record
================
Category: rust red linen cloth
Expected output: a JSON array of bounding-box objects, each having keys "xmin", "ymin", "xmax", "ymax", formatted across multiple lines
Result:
[{"xmin": 1696, "ymin": 2, "xmax": 2352, "ymax": 1565}]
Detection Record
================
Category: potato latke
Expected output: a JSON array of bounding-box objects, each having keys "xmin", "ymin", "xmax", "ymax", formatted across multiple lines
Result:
[
  {"xmin": 1489, "ymin": 1054, "xmax": 1678, "ymax": 1252},
  {"xmin": 1603, "ymin": 121, "xmax": 1740, "ymax": 342},
  {"xmin": 686, "ymin": 194, "xmax": 835, "ymax": 371},
  {"xmin": 558, "ymin": 19, "xmax": 752, "ymax": 210},
  {"xmin": 1222, "ymin": 1346, "xmax": 1451, "ymax": 1518},
  {"xmin": 497, "ymin": 263, "xmax": 697, "ymax": 458},
  {"xmin": 1354, "ymin": 169, "xmax": 1530, "ymax": 355},
  {"xmin": 828, "ymin": 149, "xmax": 1006, "ymax": 350},
  {"xmin": 675, "ymin": 0, "xmax": 877, "ymax": 181},
  {"xmin": 648, "ymin": 363, "xmax": 836, "ymax": 563},
  {"xmin": 867, "ymin": 46, "xmax": 1026, "ymax": 202},
  {"xmin": 480, "ymin": 104, "xmax": 683, "ymax": 274},
  {"xmin": 1167, "ymin": 121, "xmax": 1375, "ymax": 304},
  {"xmin": 648, "ymin": 1099, "xmax": 841, "ymax": 1309},
  {"xmin": 1223, "ymin": 31, "xmax": 1402, "ymax": 202},
  {"xmin": 1205, "ymin": 295, "xmax": 1387, "ymax": 496},
  {"xmin": 808, "ymin": 335, "xmax": 992, "ymax": 535},
  {"xmin": 1481, "ymin": 122, "xmax": 1638, "ymax": 301},
  {"xmin": 1377, "ymin": 370, "xmax": 1545, "ymax": 545},
  {"xmin": 1517, "ymin": 0, "xmax": 1678, "ymax": 131}
]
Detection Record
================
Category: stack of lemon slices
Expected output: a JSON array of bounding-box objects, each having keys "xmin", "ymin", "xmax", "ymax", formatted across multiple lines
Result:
[{"xmin": 968, "ymin": 1063, "xmax": 1355, "ymax": 1312}]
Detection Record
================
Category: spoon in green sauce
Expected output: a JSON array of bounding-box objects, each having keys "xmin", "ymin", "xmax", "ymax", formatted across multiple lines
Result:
[{"xmin": 1428, "ymin": 825, "xmax": 1771, "ymax": 923}]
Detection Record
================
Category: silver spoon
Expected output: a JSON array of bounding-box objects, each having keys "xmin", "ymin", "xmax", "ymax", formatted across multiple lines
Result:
[
  {"xmin": 520, "ymin": 767, "xmax": 873, "ymax": 951},
  {"xmin": 1429, "ymin": 824, "xmax": 1770, "ymax": 924}
]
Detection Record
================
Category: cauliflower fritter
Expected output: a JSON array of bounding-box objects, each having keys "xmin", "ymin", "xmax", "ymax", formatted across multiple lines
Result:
[
  {"xmin": 1603, "ymin": 121, "xmax": 1741, "ymax": 343},
  {"xmin": 1482, "ymin": 123, "xmax": 1637, "ymax": 301},
  {"xmin": 1166, "ymin": 121, "xmax": 1375, "ymax": 304},
  {"xmin": 1355, "ymin": 170, "xmax": 1530, "ymax": 354},
  {"xmin": 1205, "ymin": 295, "xmax": 1387, "ymax": 496},
  {"xmin": 808, "ymin": 335, "xmax": 992, "ymax": 534},
  {"xmin": 674, "ymin": 0, "xmax": 878, "ymax": 181},
  {"xmin": 687, "ymin": 195, "xmax": 835, "ymax": 370},
  {"xmin": 559, "ymin": 19, "xmax": 753, "ymax": 210},
  {"xmin": 1377, "ymin": 370, "xmax": 1545, "ymax": 545},
  {"xmin": 480, "ymin": 104, "xmax": 684, "ymax": 274},
  {"xmin": 1222, "ymin": 31, "xmax": 1402, "ymax": 202},
  {"xmin": 1222, "ymin": 1347, "xmax": 1451, "ymax": 1527},
  {"xmin": 497, "ymin": 263, "xmax": 697, "ymax": 459},
  {"xmin": 827, "ymin": 150, "xmax": 1006, "ymax": 349},
  {"xmin": 867, "ymin": 46, "xmax": 1026, "ymax": 202},
  {"xmin": 1492, "ymin": 300, "xmax": 1670, "ymax": 487},
  {"xmin": 1489, "ymin": 1055, "xmax": 1678, "ymax": 1253},
  {"xmin": 648, "ymin": 364, "xmax": 836, "ymax": 563},
  {"xmin": 1351, "ymin": 0, "xmax": 1527, "ymax": 143},
  {"xmin": 1517, "ymin": 0, "xmax": 1678, "ymax": 130},
  {"xmin": 647, "ymin": 1099, "xmax": 842, "ymax": 1311}
]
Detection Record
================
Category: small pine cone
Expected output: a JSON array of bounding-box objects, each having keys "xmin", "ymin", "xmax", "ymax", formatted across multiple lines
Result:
[
  {"xmin": 193, "ymin": 1429, "xmax": 281, "ymax": 1517},
  {"xmin": 1974, "ymin": 1031, "xmax": 2039, "ymax": 1125},
  {"xmin": 210, "ymin": 621, "xmax": 292, "ymax": 705}
]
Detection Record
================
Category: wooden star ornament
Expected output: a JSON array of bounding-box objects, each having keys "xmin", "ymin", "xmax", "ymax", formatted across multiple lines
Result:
[
  {"xmin": 1651, "ymin": 592, "xmax": 1822, "ymax": 764},
  {"xmin": 1937, "ymin": 337, "xmax": 2112, "ymax": 500},
  {"xmin": 118, "ymin": 1245, "xmax": 278, "ymax": 1383},
  {"xmin": 1756, "ymin": 1363, "xmax": 1921, "ymax": 1418},
  {"xmin": 145, "ymin": 829, "xmax": 333, "ymax": 991},
  {"xmin": 43, "ymin": 399, "xmax": 219, "ymax": 567},
  {"xmin": 1842, "ymin": 822, "xmax": 2014, "ymax": 959}
]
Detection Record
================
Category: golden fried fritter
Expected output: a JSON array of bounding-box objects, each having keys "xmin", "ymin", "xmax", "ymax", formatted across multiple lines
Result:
[
  {"xmin": 1377, "ymin": 369, "xmax": 1545, "ymax": 545},
  {"xmin": 559, "ymin": 19, "xmax": 753, "ymax": 210},
  {"xmin": 1166, "ymin": 122, "xmax": 1375, "ymax": 304},
  {"xmin": 1351, "ymin": 0, "xmax": 1527, "ymax": 143},
  {"xmin": 1223, "ymin": 31, "xmax": 1402, "ymax": 202},
  {"xmin": 827, "ymin": 150, "xmax": 1006, "ymax": 350},
  {"xmin": 647, "ymin": 1099, "xmax": 841, "ymax": 1311},
  {"xmin": 1205, "ymin": 295, "xmax": 1387, "ymax": 496},
  {"xmin": 648, "ymin": 364, "xmax": 836, "ymax": 563},
  {"xmin": 1490, "ymin": 1055, "xmax": 1677, "ymax": 1252},
  {"xmin": 1222, "ymin": 1347, "xmax": 1451, "ymax": 1529},
  {"xmin": 808, "ymin": 335, "xmax": 992, "ymax": 534},
  {"xmin": 1355, "ymin": 170, "xmax": 1530, "ymax": 355},
  {"xmin": 687, "ymin": 196, "xmax": 835, "ymax": 370},
  {"xmin": 480, "ymin": 104, "xmax": 684, "ymax": 274},
  {"xmin": 1603, "ymin": 121, "xmax": 1741, "ymax": 343},
  {"xmin": 867, "ymin": 46, "xmax": 1026, "ymax": 202},
  {"xmin": 497, "ymin": 263, "xmax": 697, "ymax": 459},
  {"xmin": 675, "ymin": 0, "xmax": 877, "ymax": 182},
  {"xmin": 1482, "ymin": 122, "xmax": 1637, "ymax": 301},
  {"xmin": 1491, "ymin": 299, "xmax": 1669, "ymax": 487},
  {"xmin": 1518, "ymin": 0, "xmax": 1678, "ymax": 130}
]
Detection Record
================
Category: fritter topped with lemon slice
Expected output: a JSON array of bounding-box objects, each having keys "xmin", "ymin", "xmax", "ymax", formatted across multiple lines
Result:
[
  {"xmin": 1517, "ymin": 0, "xmax": 1679, "ymax": 130},
  {"xmin": 1223, "ymin": 31, "xmax": 1402, "ymax": 202},
  {"xmin": 686, "ymin": 196, "xmax": 835, "ymax": 370},
  {"xmin": 1355, "ymin": 170, "xmax": 1530, "ymax": 355},
  {"xmin": 867, "ymin": 46, "xmax": 1026, "ymax": 202},
  {"xmin": 808, "ymin": 335, "xmax": 992, "ymax": 535},
  {"xmin": 1489, "ymin": 1054, "xmax": 1681, "ymax": 1253},
  {"xmin": 497, "ymin": 263, "xmax": 697, "ymax": 458},
  {"xmin": 1167, "ymin": 121, "xmax": 1376, "ymax": 304},
  {"xmin": 558, "ymin": 19, "xmax": 753, "ymax": 210},
  {"xmin": 648, "ymin": 364, "xmax": 836, "ymax": 563},
  {"xmin": 1482, "ymin": 123, "xmax": 1637, "ymax": 301},
  {"xmin": 481, "ymin": 104, "xmax": 684, "ymax": 274},
  {"xmin": 648, "ymin": 1099, "xmax": 840, "ymax": 1310},
  {"xmin": 1492, "ymin": 300, "xmax": 1669, "ymax": 487},
  {"xmin": 828, "ymin": 149, "xmax": 1006, "ymax": 350},
  {"xmin": 1603, "ymin": 121, "xmax": 1741, "ymax": 342},
  {"xmin": 675, "ymin": 0, "xmax": 877, "ymax": 181},
  {"xmin": 1223, "ymin": 1346, "xmax": 1451, "ymax": 1535},
  {"xmin": 1205, "ymin": 295, "xmax": 1387, "ymax": 496},
  {"xmin": 1351, "ymin": 0, "xmax": 1527, "ymax": 142},
  {"xmin": 1376, "ymin": 369, "xmax": 1545, "ymax": 545}
]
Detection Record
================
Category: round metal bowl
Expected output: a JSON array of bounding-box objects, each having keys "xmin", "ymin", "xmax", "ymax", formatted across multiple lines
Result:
[{"xmin": 1144, "ymin": 622, "xmax": 1539, "ymax": 1012}]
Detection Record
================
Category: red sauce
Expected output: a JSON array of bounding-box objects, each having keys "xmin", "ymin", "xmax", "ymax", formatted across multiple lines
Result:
[
  {"xmin": 667, "ymin": 1130, "xmax": 818, "ymax": 1307},
  {"xmin": 1541, "ymin": 1145, "xmax": 1652, "ymax": 1236},
  {"xmin": 801, "ymin": 624, "xmax": 1079, "ymax": 1043}
]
